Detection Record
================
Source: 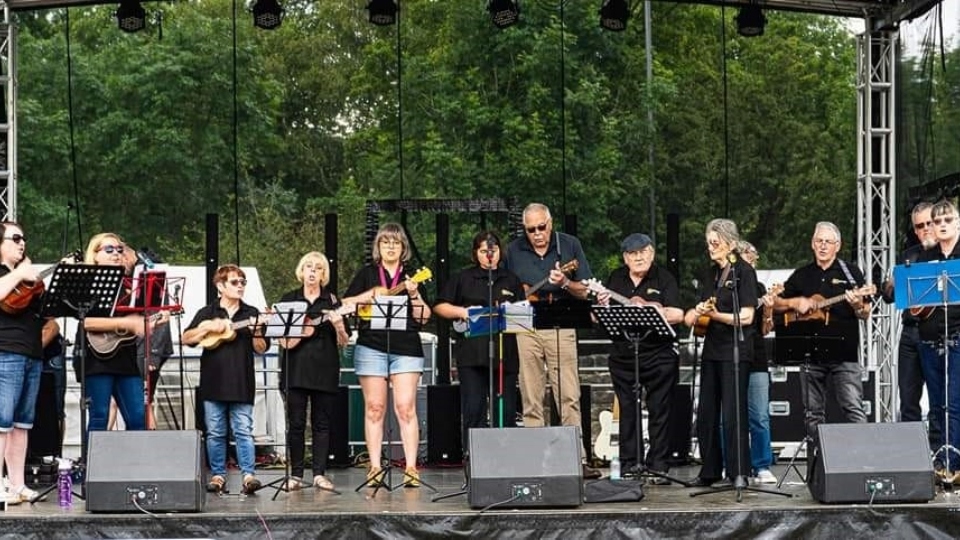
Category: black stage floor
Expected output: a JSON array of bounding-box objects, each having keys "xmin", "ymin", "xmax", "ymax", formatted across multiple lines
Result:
[{"xmin": 4, "ymin": 464, "xmax": 960, "ymax": 539}]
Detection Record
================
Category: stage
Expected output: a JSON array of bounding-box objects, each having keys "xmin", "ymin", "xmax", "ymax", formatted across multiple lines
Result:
[{"xmin": 3, "ymin": 463, "xmax": 960, "ymax": 539}]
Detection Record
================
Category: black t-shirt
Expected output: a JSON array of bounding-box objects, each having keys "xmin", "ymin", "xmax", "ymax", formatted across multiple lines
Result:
[
  {"xmin": 603, "ymin": 264, "xmax": 680, "ymax": 364},
  {"xmin": 0, "ymin": 265, "xmax": 45, "ymax": 359},
  {"xmin": 187, "ymin": 301, "xmax": 267, "ymax": 404},
  {"xmin": 917, "ymin": 243, "xmax": 960, "ymax": 341},
  {"xmin": 780, "ymin": 259, "xmax": 865, "ymax": 364},
  {"xmin": 695, "ymin": 259, "xmax": 758, "ymax": 363},
  {"xmin": 435, "ymin": 265, "xmax": 525, "ymax": 373},
  {"xmin": 278, "ymin": 287, "xmax": 343, "ymax": 393},
  {"xmin": 344, "ymin": 264, "xmax": 427, "ymax": 357},
  {"xmin": 502, "ymin": 231, "xmax": 593, "ymax": 301}
]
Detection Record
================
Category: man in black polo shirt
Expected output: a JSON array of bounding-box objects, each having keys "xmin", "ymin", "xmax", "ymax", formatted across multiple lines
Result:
[
  {"xmin": 502, "ymin": 202, "xmax": 599, "ymax": 478},
  {"xmin": 596, "ymin": 233, "xmax": 683, "ymax": 483},
  {"xmin": 774, "ymin": 221, "xmax": 870, "ymax": 450}
]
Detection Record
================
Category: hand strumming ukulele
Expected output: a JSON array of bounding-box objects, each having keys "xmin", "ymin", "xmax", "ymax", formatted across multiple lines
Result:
[
  {"xmin": 0, "ymin": 250, "xmax": 82, "ymax": 315},
  {"xmin": 197, "ymin": 314, "xmax": 271, "ymax": 350},
  {"xmin": 523, "ymin": 260, "xmax": 578, "ymax": 302},
  {"xmin": 355, "ymin": 267, "xmax": 433, "ymax": 321},
  {"xmin": 692, "ymin": 297, "xmax": 717, "ymax": 337},
  {"xmin": 780, "ymin": 284, "xmax": 876, "ymax": 326}
]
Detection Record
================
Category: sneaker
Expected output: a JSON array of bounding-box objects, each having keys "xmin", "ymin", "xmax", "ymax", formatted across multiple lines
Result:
[
  {"xmin": 403, "ymin": 467, "xmax": 420, "ymax": 488},
  {"xmin": 0, "ymin": 490, "xmax": 22, "ymax": 506},
  {"xmin": 755, "ymin": 469, "xmax": 777, "ymax": 484},
  {"xmin": 206, "ymin": 475, "xmax": 226, "ymax": 493},
  {"xmin": 241, "ymin": 474, "xmax": 262, "ymax": 495}
]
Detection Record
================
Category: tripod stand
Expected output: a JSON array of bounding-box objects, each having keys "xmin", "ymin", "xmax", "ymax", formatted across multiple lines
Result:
[
  {"xmin": 30, "ymin": 263, "xmax": 125, "ymax": 504},
  {"xmin": 593, "ymin": 304, "xmax": 690, "ymax": 487}
]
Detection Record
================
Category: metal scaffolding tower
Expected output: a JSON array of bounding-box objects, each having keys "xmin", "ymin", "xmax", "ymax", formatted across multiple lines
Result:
[{"xmin": 0, "ymin": 3, "xmax": 16, "ymax": 221}]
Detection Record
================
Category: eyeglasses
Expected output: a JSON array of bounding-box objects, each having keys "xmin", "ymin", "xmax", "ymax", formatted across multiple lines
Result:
[
  {"xmin": 914, "ymin": 221, "xmax": 934, "ymax": 230},
  {"xmin": 706, "ymin": 239, "xmax": 724, "ymax": 248},
  {"xmin": 227, "ymin": 278, "xmax": 247, "ymax": 287},
  {"xmin": 525, "ymin": 223, "xmax": 549, "ymax": 234},
  {"xmin": 934, "ymin": 216, "xmax": 956, "ymax": 225},
  {"xmin": 3, "ymin": 234, "xmax": 26, "ymax": 244},
  {"xmin": 814, "ymin": 239, "xmax": 838, "ymax": 246},
  {"xmin": 379, "ymin": 239, "xmax": 402, "ymax": 247},
  {"xmin": 97, "ymin": 244, "xmax": 124, "ymax": 254}
]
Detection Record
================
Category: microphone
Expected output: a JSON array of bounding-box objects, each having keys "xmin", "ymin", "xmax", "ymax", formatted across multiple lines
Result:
[
  {"xmin": 485, "ymin": 234, "xmax": 496, "ymax": 261},
  {"xmin": 172, "ymin": 284, "xmax": 182, "ymax": 304},
  {"xmin": 137, "ymin": 250, "xmax": 156, "ymax": 269}
]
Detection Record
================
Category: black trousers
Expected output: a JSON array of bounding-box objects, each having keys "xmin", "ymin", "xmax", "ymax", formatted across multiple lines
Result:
[
  {"xmin": 697, "ymin": 359, "xmax": 751, "ymax": 480},
  {"xmin": 459, "ymin": 365, "xmax": 518, "ymax": 451},
  {"xmin": 285, "ymin": 388, "xmax": 337, "ymax": 478},
  {"xmin": 609, "ymin": 356, "xmax": 677, "ymax": 472}
]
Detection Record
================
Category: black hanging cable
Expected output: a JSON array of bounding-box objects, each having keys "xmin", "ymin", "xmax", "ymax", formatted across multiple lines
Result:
[
  {"xmin": 721, "ymin": 5, "xmax": 730, "ymax": 217},
  {"xmin": 64, "ymin": 9, "xmax": 83, "ymax": 246},
  {"xmin": 232, "ymin": 0, "xmax": 241, "ymax": 264}
]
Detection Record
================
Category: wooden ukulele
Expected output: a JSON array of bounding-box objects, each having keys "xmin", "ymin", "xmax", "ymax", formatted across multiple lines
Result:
[
  {"xmin": 0, "ymin": 251, "xmax": 82, "ymax": 315},
  {"xmin": 197, "ymin": 314, "xmax": 271, "ymax": 350},
  {"xmin": 523, "ymin": 259, "xmax": 579, "ymax": 302},
  {"xmin": 692, "ymin": 297, "xmax": 717, "ymax": 337},
  {"xmin": 780, "ymin": 284, "xmax": 877, "ymax": 326},
  {"xmin": 760, "ymin": 283, "xmax": 785, "ymax": 336},
  {"xmin": 909, "ymin": 305, "xmax": 935, "ymax": 320},
  {"xmin": 356, "ymin": 267, "xmax": 433, "ymax": 321},
  {"xmin": 583, "ymin": 278, "xmax": 664, "ymax": 309},
  {"xmin": 87, "ymin": 310, "xmax": 178, "ymax": 356}
]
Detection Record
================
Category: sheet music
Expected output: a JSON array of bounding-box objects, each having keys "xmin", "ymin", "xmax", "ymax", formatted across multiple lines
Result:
[
  {"xmin": 264, "ymin": 301, "xmax": 308, "ymax": 338},
  {"xmin": 370, "ymin": 295, "xmax": 409, "ymax": 331},
  {"xmin": 503, "ymin": 301, "xmax": 534, "ymax": 334}
]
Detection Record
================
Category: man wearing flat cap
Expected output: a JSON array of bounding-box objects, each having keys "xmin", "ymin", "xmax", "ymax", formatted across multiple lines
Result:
[{"xmin": 596, "ymin": 233, "xmax": 684, "ymax": 482}]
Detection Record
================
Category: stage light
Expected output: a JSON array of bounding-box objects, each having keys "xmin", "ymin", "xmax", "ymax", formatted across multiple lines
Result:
[
  {"xmin": 736, "ymin": 4, "xmax": 766, "ymax": 37},
  {"xmin": 488, "ymin": 0, "xmax": 519, "ymax": 29},
  {"xmin": 115, "ymin": 0, "xmax": 146, "ymax": 33},
  {"xmin": 367, "ymin": 0, "xmax": 398, "ymax": 26},
  {"xmin": 599, "ymin": 0, "xmax": 629, "ymax": 32},
  {"xmin": 252, "ymin": 0, "xmax": 284, "ymax": 30}
]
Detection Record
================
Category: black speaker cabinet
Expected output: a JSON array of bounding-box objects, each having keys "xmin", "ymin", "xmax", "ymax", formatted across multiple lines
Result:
[
  {"xmin": 468, "ymin": 426, "xmax": 583, "ymax": 509},
  {"xmin": 810, "ymin": 422, "xmax": 934, "ymax": 504},
  {"xmin": 87, "ymin": 430, "xmax": 205, "ymax": 513},
  {"xmin": 427, "ymin": 384, "xmax": 462, "ymax": 465},
  {"xmin": 328, "ymin": 386, "xmax": 351, "ymax": 467}
]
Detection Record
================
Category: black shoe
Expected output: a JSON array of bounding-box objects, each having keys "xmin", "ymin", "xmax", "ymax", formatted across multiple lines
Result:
[
  {"xmin": 687, "ymin": 476, "xmax": 720, "ymax": 487},
  {"xmin": 582, "ymin": 464, "xmax": 602, "ymax": 479},
  {"xmin": 711, "ymin": 478, "xmax": 734, "ymax": 488}
]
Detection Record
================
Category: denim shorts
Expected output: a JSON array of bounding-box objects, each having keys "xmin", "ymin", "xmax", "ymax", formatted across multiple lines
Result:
[
  {"xmin": 353, "ymin": 345, "xmax": 423, "ymax": 377},
  {"xmin": 0, "ymin": 352, "xmax": 43, "ymax": 431}
]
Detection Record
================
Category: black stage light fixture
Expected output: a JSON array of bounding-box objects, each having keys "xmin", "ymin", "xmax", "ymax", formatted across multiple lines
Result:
[
  {"xmin": 736, "ymin": 4, "xmax": 767, "ymax": 37},
  {"xmin": 367, "ymin": 0, "xmax": 398, "ymax": 26},
  {"xmin": 115, "ymin": 0, "xmax": 146, "ymax": 33},
  {"xmin": 488, "ymin": 0, "xmax": 520, "ymax": 29},
  {"xmin": 252, "ymin": 0, "xmax": 284, "ymax": 30},
  {"xmin": 599, "ymin": 0, "xmax": 629, "ymax": 32}
]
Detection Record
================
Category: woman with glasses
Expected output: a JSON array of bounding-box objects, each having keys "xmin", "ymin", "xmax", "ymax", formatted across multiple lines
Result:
[
  {"xmin": 182, "ymin": 265, "xmax": 269, "ymax": 494},
  {"xmin": 683, "ymin": 219, "xmax": 758, "ymax": 487},
  {"xmin": 275, "ymin": 251, "xmax": 349, "ymax": 491},
  {"xmin": 342, "ymin": 223, "xmax": 431, "ymax": 488},
  {"xmin": 74, "ymin": 234, "xmax": 169, "ymax": 453}
]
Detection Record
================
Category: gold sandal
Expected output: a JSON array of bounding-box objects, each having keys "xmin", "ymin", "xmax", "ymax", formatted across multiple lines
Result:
[
  {"xmin": 366, "ymin": 467, "xmax": 384, "ymax": 488},
  {"xmin": 313, "ymin": 475, "xmax": 335, "ymax": 490}
]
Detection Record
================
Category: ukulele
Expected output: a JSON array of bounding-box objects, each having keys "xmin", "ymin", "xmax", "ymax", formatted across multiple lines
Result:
[
  {"xmin": 909, "ymin": 305, "xmax": 935, "ymax": 320},
  {"xmin": 760, "ymin": 283, "xmax": 785, "ymax": 336},
  {"xmin": 0, "ymin": 250, "xmax": 82, "ymax": 315},
  {"xmin": 356, "ymin": 267, "xmax": 433, "ymax": 321},
  {"xmin": 780, "ymin": 284, "xmax": 877, "ymax": 326},
  {"xmin": 593, "ymin": 395, "xmax": 620, "ymax": 462},
  {"xmin": 87, "ymin": 310, "xmax": 178, "ymax": 356},
  {"xmin": 523, "ymin": 260, "xmax": 579, "ymax": 301},
  {"xmin": 196, "ymin": 314, "xmax": 271, "ymax": 350},
  {"xmin": 583, "ymin": 278, "xmax": 664, "ymax": 310},
  {"xmin": 692, "ymin": 297, "xmax": 717, "ymax": 337}
]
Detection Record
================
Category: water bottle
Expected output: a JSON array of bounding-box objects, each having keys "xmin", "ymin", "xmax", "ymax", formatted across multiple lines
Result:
[
  {"xmin": 610, "ymin": 456, "xmax": 621, "ymax": 481},
  {"xmin": 56, "ymin": 458, "xmax": 73, "ymax": 509}
]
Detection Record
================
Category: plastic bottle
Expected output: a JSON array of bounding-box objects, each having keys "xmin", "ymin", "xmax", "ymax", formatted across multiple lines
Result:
[
  {"xmin": 56, "ymin": 458, "xmax": 73, "ymax": 509},
  {"xmin": 610, "ymin": 456, "xmax": 621, "ymax": 481}
]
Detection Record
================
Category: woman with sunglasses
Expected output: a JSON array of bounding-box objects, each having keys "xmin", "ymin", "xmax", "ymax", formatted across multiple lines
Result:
[
  {"xmin": 275, "ymin": 251, "xmax": 349, "ymax": 491},
  {"xmin": 342, "ymin": 223, "xmax": 431, "ymax": 488},
  {"xmin": 74, "ymin": 234, "xmax": 169, "ymax": 453},
  {"xmin": 182, "ymin": 265, "xmax": 269, "ymax": 495}
]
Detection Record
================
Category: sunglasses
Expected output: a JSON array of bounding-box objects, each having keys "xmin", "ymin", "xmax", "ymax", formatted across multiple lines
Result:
[
  {"xmin": 934, "ymin": 216, "xmax": 956, "ymax": 225},
  {"xmin": 227, "ymin": 278, "xmax": 247, "ymax": 287},
  {"xmin": 914, "ymin": 221, "xmax": 933, "ymax": 230},
  {"xmin": 3, "ymin": 234, "xmax": 26, "ymax": 244},
  {"xmin": 98, "ymin": 244, "xmax": 124, "ymax": 254},
  {"xmin": 525, "ymin": 223, "xmax": 549, "ymax": 234}
]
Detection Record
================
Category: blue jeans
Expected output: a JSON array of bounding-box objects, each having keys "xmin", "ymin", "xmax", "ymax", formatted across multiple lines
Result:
[
  {"xmin": 919, "ymin": 339, "xmax": 960, "ymax": 466},
  {"xmin": 0, "ymin": 352, "xmax": 43, "ymax": 430},
  {"xmin": 204, "ymin": 400, "xmax": 256, "ymax": 476},
  {"xmin": 86, "ymin": 374, "xmax": 145, "ymax": 444},
  {"xmin": 747, "ymin": 371, "xmax": 773, "ymax": 472}
]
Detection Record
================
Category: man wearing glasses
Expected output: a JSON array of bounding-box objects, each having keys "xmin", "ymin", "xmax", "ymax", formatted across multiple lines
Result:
[
  {"xmin": 502, "ymin": 203, "xmax": 600, "ymax": 478},
  {"xmin": 773, "ymin": 222, "xmax": 869, "ymax": 454},
  {"xmin": 915, "ymin": 199, "xmax": 960, "ymax": 479},
  {"xmin": 183, "ymin": 265, "xmax": 269, "ymax": 495}
]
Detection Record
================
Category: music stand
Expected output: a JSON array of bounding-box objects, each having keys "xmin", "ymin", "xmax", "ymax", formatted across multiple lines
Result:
[
  {"xmin": 354, "ymin": 296, "xmax": 437, "ymax": 495},
  {"xmin": 895, "ymin": 259, "xmax": 960, "ymax": 483},
  {"xmin": 771, "ymin": 332, "xmax": 817, "ymax": 487},
  {"xmin": 592, "ymin": 304, "xmax": 690, "ymax": 487},
  {"xmin": 30, "ymin": 264, "xmax": 124, "ymax": 504}
]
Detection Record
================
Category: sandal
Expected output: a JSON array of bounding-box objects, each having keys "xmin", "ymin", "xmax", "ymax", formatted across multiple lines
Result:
[
  {"xmin": 242, "ymin": 474, "xmax": 262, "ymax": 495},
  {"xmin": 313, "ymin": 475, "xmax": 335, "ymax": 490},
  {"xmin": 284, "ymin": 477, "xmax": 304, "ymax": 491},
  {"xmin": 365, "ymin": 467, "xmax": 384, "ymax": 488},
  {"xmin": 403, "ymin": 467, "xmax": 420, "ymax": 488},
  {"xmin": 206, "ymin": 475, "xmax": 226, "ymax": 493}
]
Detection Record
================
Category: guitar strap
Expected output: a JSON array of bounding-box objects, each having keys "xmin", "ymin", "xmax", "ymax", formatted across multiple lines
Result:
[
  {"xmin": 837, "ymin": 259, "xmax": 861, "ymax": 288},
  {"xmin": 714, "ymin": 263, "xmax": 733, "ymax": 298}
]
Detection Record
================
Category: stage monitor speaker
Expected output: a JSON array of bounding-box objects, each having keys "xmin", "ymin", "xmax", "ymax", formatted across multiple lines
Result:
[
  {"xmin": 87, "ymin": 430, "xmax": 205, "ymax": 513},
  {"xmin": 810, "ymin": 422, "xmax": 934, "ymax": 504},
  {"xmin": 468, "ymin": 426, "xmax": 582, "ymax": 509}
]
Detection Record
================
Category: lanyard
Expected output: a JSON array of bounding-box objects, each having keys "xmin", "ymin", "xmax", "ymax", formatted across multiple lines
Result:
[{"xmin": 378, "ymin": 264, "xmax": 402, "ymax": 290}]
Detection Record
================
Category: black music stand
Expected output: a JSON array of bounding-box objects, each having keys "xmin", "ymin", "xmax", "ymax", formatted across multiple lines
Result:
[
  {"xmin": 592, "ymin": 304, "xmax": 690, "ymax": 488},
  {"xmin": 354, "ymin": 296, "xmax": 437, "ymax": 496},
  {"xmin": 30, "ymin": 264, "xmax": 124, "ymax": 504}
]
